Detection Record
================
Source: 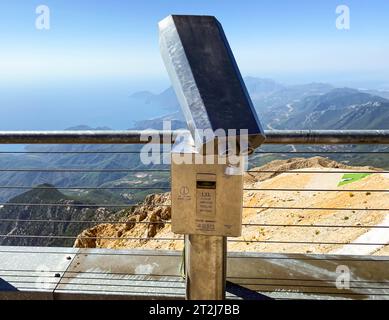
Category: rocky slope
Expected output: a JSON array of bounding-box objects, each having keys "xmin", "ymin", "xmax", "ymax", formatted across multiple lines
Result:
[
  {"xmin": 74, "ymin": 192, "xmax": 176, "ymax": 249},
  {"xmin": 74, "ymin": 157, "xmax": 389, "ymax": 255},
  {"xmin": 0, "ymin": 184, "xmax": 121, "ymax": 247}
]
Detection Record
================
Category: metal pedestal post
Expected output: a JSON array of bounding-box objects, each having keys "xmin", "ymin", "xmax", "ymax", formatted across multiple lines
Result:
[{"xmin": 185, "ymin": 234, "xmax": 227, "ymax": 300}]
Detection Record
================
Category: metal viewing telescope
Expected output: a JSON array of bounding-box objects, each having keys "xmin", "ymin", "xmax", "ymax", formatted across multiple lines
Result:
[{"xmin": 159, "ymin": 15, "xmax": 265, "ymax": 300}]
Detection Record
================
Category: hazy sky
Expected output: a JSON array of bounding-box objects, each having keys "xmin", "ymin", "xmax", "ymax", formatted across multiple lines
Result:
[{"xmin": 0, "ymin": 0, "xmax": 389, "ymax": 91}]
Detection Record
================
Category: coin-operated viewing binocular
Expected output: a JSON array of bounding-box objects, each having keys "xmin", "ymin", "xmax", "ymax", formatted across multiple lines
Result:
[{"xmin": 159, "ymin": 15, "xmax": 266, "ymax": 237}]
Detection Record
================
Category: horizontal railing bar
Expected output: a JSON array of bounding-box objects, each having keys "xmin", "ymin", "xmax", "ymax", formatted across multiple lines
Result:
[
  {"xmin": 0, "ymin": 269, "xmax": 182, "ymax": 277},
  {"xmin": 52, "ymin": 287, "xmax": 186, "ymax": 297},
  {"xmin": 4, "ymin": 269, "xmax": 388, "ymax": 283},
  {"xmin": 43, "ymin": 287, "xmax": 389, "ymax": 297},
  {"xmin": 0, "ymin": 234, "xmax": 387, "ymax": 245},
  {"xmin": 228, "ymin": 276, "xmax": 389, "ymax": 284},
  {"xmin": 231, "ymin": 283, "xmax": 389, "ymax": 290},
  {"xmin": 264, "ymin": 130, "xmax": 389, "ymax": 145},
  {"xmin": 228, "ymin": 239, "xmax": 389, "ymax": 245},
  {"xmin": 242, "ymin": 223, "xmax": 389, "ymax": 229},
  {"xmin": 53, "ymin": 281, "xmax": 185, "ymax": 290},
  {"xmin": 0, "ymin": 169, "xmax": 170, "ymax": 173},
  {"xmin": 2, "ymin": 275, "xmax": 184, "ymax": 284},
  {"xmin": 0, "ymin": 234, "xmax": 183, "ymax": 241},
  {"xmin": 0, "ymin": 185, "xmax": 386, "ymax": 192},
  {"xmin": 254, "ymin": 151, "xmax": 389, "ymax": 154},
  {"xmin": 0, "ymin": 271, "xmax": 340, "ymax": 281},
  {"xmin": 234, "ymin": 289, "xmax": 389, "ymax": 297},
  {"xmin": 0, "ymin": 285, "xmax": 185, "ymax": 296},
  {"xmin": 242, "ymin": 223, "xmax": 389, "ymax": 228},
  {"xmin": 244, "ymin": 188, "xmax": 388, "ymax": 192},
  {"xmin": 0, "ymin": 186, "xmax": 170, "ymax": 190},
  {"xmin": 0, "ymin": 130, "xmax": 182, "ymax": 144},
  {"xmin": 243, "ymin": 206, "xmax": 388, "ymax": 211},
  {"xmin": 0, "ymin": 169, "xmax": 385, "ymax": 174},
  {"xmin": 0, "ymin": 251, "xmax": 183, "ymax": 259},
  {"xmin": 14, "ymin": 280, "xmax": 185, "ymax": 290},
  {"xmin": 0, "ymin": 150, "xmax": 388, "ymax": 154},
  {"xmin": 1, "ymin": 130, "xmax": 389, "ymax": 144},
  {"xmin": 247, "ymin": 170, "xmax": 387, "ymax": 174},
  {"xmin": 3, "ymin": 272, "xmax": 389, "ymax": 287},
  {"xmin": 9, "ymin": 278, "xmax": 389, "ymax": 292},
  {"xmin": 0, "ymin": 218, "xmax": 170, "ymax": 225},
  {"xmin": 0, "ymin": 151, "xmax": 147, "ymax": 154},
  {"xmin": 0, "ymin": 279, "xmax": 185, "ymax": 290},
  {"xmin": 1, "ymin": 218, "xmax": 387, "ymax": 229},
  {"xmin": 0, "ymin": 203, "xmax": 169, "ymax": 208},
  {"xmin": 232, "ymin": 255, "xmax": 389, "ymax": 261},
  {"xmin": 0, "ymin": 249, "xmax": 387, "ymax": 261},
  {"xmin": 0, "ymin": 203, "xmax": 386, "ymax": 211}
]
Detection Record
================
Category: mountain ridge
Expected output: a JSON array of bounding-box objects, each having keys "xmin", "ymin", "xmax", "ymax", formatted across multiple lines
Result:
[{"xmin": 0, "ymin": 184, "xmax": 122, "ymax": 247}]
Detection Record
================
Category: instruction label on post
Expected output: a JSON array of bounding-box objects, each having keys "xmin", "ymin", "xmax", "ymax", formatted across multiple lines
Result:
[
  {"xmin": 196, "ymin": 188, "xmax": 216, "ymax": 216},
  {"xmin": 196, "ymin": 174, "xmax": 216, "ymax": 220}
]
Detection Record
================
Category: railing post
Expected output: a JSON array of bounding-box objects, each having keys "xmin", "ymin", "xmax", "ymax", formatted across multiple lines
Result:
[{"xmin": 185, "ymin": 235, "xmax": 227, "ymax": 300}]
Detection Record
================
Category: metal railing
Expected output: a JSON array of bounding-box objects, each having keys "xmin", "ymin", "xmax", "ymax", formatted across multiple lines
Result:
[
  {"xmin": 1, "ymin": 129, "xmax": 389, "ymax": 299},
  {"xmin": 1, "ymin": 129, "xmax": 389, "ymax": 144}
]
